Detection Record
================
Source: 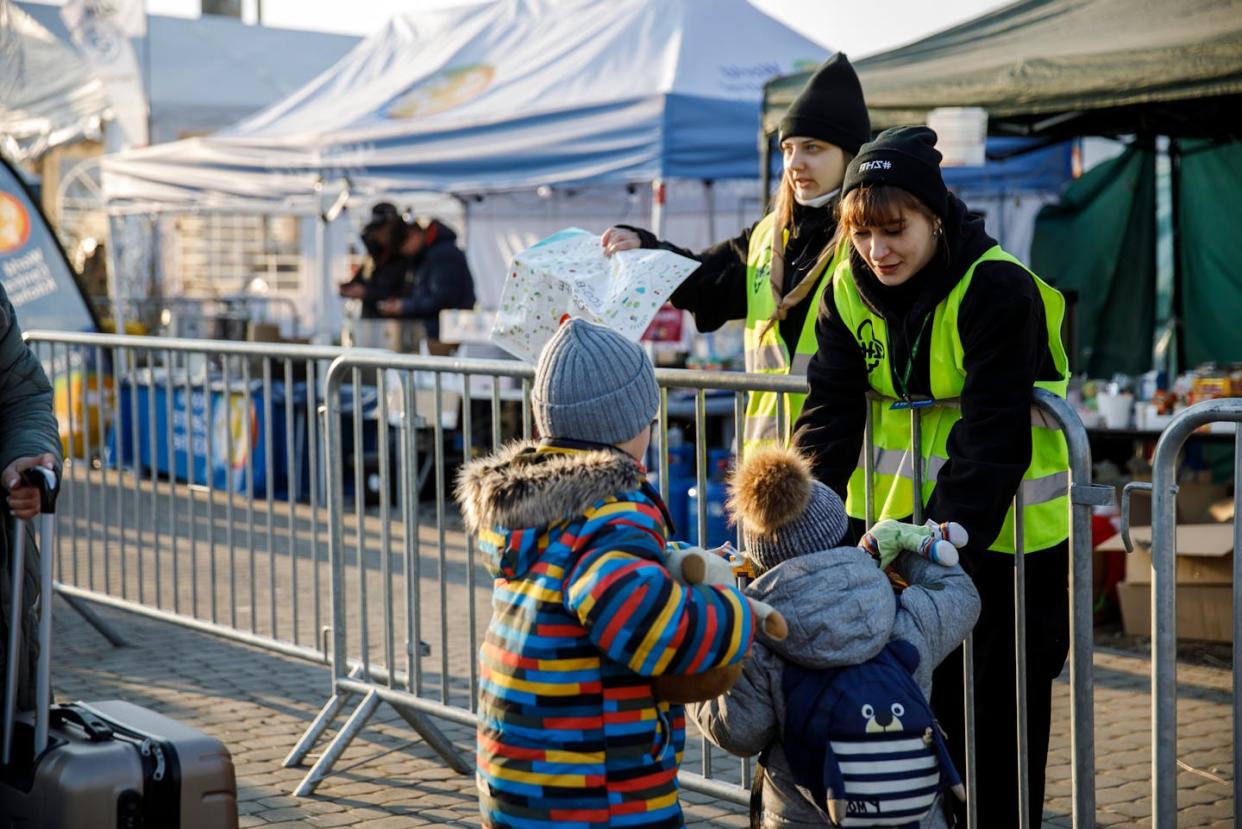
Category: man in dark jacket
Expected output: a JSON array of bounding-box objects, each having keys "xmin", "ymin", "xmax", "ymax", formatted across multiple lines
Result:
[
  {"xmin": 376, "ymin": 219, "xmax": 475, "ymax": 341},
  {"xmin": 0, "ymin": 280, "xmax": 61, "ymax": 720},
  {"xmin": 339, "ymin": 202, "xmax": 411, "ymax": 319}
]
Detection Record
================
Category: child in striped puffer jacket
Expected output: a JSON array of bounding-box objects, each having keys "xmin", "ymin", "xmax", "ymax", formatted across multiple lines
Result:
[{"xmin": 457, "ymin": 319, "xmax": 755, "ymax": 829}]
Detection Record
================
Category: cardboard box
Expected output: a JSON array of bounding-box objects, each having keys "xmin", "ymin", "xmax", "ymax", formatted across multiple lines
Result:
[
  {"xmin": 1122, "ymin": 476, "xmax": 1228, "ymax": 527},
  {"xmin": 1097, "ymin": 523, "xmax": 1235, "ymax": 584},
  {"xmin": 1116, "ymin": 580, "xmax": 1233, "ymax": 642},
  {"xmin": 1178, "ymin": 482, "xmax": 1231, "ymax": 523}
]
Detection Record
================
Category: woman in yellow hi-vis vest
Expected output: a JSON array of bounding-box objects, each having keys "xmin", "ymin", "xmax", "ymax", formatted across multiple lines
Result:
[
  {"xmin": 795, "ymin": 127, "xmax": 1072, "ymax": 828},
  {"xmin": 601, "ymin": 53, "xmax": 870, "ymax": 452}
]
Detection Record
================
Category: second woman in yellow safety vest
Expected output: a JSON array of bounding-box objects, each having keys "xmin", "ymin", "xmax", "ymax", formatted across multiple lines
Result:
[
  {"xmin": 794, "ymin": 126, "xmax": 1071, "ymax": 829},
  {"xmin": 601, "ymin": 53, "xmax": 870, "ymax": 452}
]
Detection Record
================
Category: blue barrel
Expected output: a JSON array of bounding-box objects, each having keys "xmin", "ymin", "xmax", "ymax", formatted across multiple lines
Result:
[
  {"xmin": 686, "ymin": 448, "xmax": 733, "ymax": 548},
  {"xmin": 663, "ymin": 445, "xmax": 695, "ymax": 541}
]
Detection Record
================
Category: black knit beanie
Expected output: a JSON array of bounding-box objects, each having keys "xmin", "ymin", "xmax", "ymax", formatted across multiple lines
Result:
[
  {"xmin": 842, "ymin": 126, "xmax": 949, "ymax": 220},
  {"xmin": 778, "ymin": 52, "xmax": 870, "ymax": 154}
]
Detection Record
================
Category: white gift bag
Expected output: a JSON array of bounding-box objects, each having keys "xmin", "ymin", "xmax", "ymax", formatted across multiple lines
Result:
[{"xmin": 491, "ymin": 228, "xmax": 698, "ymax": 363}]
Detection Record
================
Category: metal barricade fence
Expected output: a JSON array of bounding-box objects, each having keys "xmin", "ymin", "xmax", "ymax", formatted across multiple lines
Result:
[
  {"xmin": 24, "ymin": 330, "xmax": 350, "ymax": 665},
  {"xmin": 20, "ymin": 332, "xmax": 1105, "ymax": 824},
  {"xmin": 1119, "ymin": 398, "xmax": 1241, "ymax": 829},
  {"xmin": 289, "ymin": 348, "xmax": 1105, "ymax": 829}
]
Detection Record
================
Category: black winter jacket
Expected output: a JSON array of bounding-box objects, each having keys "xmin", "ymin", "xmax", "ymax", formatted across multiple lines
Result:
[
  {"xmin": 395, "ymin": 221, "xmax": 476, "ymax": 338},
  {"xmin": 348, "ymin": 255, "xmax": 409, "ymax": 319},
  {"xmin": 619, "ymin": 198, "xmax": 837, "ymax": 347},
  {"xmin": 794, "ymin": 194, "xmax": 1065, "ymax": 563}
]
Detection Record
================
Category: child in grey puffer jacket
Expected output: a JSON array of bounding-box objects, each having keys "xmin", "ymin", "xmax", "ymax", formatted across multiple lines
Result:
[{"xmin": 689, "ymin": 447, "xmax": 981, "ymax": 828}]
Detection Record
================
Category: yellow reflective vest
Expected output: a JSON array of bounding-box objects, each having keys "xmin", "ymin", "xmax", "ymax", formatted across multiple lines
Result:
[
  {"xmin": 742, "ymin": 212, "xmax": 848, "ymax": 453},
  {"xmin": 830, "ymin": 246, "xmax": 1071, "ymax": 553}
]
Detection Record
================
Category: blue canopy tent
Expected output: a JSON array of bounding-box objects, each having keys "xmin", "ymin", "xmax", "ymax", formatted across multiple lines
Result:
[{"xmin": 101, "ymin": 0, "xmax": 830, "ymax": 337}]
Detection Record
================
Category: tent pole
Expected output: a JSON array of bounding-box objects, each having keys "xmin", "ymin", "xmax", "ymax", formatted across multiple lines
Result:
[
  {"xmin": 1167, "ymin": 136, "xmax": 1183, "ymax": 376},
  {"xmin": 315, "ymin": 214, "xmax": 332, "ymax": 344},
  {"xmin": 703, "ymin": 180, "xmax": 716, "ymax": 244},
  {"xmin": 104, "ymin": 214, "xmax": 127, "ymax": 335},
  {"xmin": 760, "ymin": 131, "xmax": 773, "ymax": 215},
  {"xmin": 651, "ymin": 178, "xmax": 666, "ymax": 239}
]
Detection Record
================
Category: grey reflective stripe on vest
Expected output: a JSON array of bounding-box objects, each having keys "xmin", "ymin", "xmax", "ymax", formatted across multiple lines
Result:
[
  {"xmin": 857, "ymin": 446, "xmax": 915, "ymax": 478},
  {"xmin": 789, "ymin": 352, "xmax": 812, "ymax": 377},
  {"xmin": 925, "ymin": 456, "xmax": 1068, "ymax": 505},
  {"xmin": 1020, "ymin": 470, "xmax": 1069, "ymax": 505},
  {"xmin": 858, "ymin": 450, "xmax": 1069, "ymax": 506},
  {"xmin": 748, "ymin": 341, "xmax": 788, "ymax": 372},
  {"xmin": 745, "ymin": 414, "xmax": 780, "ymax": 444},
  {"xmin": 1030, "ymin": 407, "xmax": 1058, "ymax": 429}
]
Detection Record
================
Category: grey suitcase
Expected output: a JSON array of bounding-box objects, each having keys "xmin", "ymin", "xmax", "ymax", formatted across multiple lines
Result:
[{"xmin": 0, "ymin": 469, "xmax": 238, "ymax": 828}]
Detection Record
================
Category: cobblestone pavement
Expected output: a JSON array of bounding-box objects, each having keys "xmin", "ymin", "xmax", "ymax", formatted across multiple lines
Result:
[
  {"xmin": 45, "ymin": 466, "xmax": 1237, "ymax": 826},
  {"xmin": 52, "ymin": 598, "xmax": 1238, "ymax": 827}
]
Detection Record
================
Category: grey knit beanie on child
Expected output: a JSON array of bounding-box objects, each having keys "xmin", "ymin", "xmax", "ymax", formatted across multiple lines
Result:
[
  {"xmin": 729, "ymin": 446, "xmax": 851, "ymax": 574},
  {"xmin": 531, "ymin": 319, "xmax": 660, "ymax": 445}
]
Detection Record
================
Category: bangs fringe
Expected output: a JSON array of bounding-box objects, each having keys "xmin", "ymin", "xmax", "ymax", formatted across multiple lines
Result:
[{"xmin": 838, "ymin": 185, "xmax": 930, "ymax": 233}]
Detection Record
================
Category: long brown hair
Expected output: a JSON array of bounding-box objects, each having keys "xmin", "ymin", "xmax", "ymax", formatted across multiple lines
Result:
[{"xmin": 758, "ymin": 163, "xmax": 850, "ymax": 339}]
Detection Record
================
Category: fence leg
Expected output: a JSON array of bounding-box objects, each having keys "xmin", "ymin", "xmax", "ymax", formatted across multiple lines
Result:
[
  {"xmin": 292, "ymin": 689, "xmax": 380, "ymax": 797},
  {"xmin": 54, "ymin": 587, "xmax": 128, "ymax": 647},
  {"xmin": 390, "ymin": 701, "xmax": 472, "ymax": 774},
  {"xmin": 283, "ymin": 669, "xmax": 362, "ymax": 768}
]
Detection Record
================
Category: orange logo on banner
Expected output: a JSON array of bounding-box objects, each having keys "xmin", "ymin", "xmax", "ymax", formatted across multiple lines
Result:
[{"xmin": 0, "ymin": 193, "xmax": 31, "ymax": 254}]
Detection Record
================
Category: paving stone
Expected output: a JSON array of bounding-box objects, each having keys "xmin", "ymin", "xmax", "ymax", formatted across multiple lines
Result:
[{"xmin": 307, "ymin": 814, "xmax": 363, "ymax": 828}]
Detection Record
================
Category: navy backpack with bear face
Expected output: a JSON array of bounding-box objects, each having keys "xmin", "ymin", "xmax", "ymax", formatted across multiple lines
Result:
[{"xmin": 773, "ymin": 639, "xmax": 963, "ymax": 828}]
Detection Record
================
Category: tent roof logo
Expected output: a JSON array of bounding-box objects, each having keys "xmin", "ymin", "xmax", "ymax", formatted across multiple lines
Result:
[{"xmin": 383, "ymin": 63, "xmax": 496, "ymax": 120}]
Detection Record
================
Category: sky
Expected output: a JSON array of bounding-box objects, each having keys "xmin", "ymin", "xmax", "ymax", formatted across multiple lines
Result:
[{"xmin": 27, "ymin": 0, "xmax": 1012, "ymax": 58}]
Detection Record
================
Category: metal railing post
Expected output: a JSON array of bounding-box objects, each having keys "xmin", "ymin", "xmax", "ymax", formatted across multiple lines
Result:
[{"xmin": 1149, "ymin": 399, "xmax": 1242, "ymax": 827}]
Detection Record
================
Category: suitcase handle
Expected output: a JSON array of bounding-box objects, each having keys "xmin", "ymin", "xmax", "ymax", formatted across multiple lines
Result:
[
  {"xmin": 19, "ymin": 468, "xmax": 58, "ymax": 516},
  {"xmin": 51, "ymin": 704, "xmax": 114, "ymax": 742}
]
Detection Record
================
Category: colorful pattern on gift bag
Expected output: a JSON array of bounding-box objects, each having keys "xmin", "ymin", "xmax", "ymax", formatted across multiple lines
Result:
[{"xmin": 492, "ymin": 228, "xmax": 698, "ymax": 363}]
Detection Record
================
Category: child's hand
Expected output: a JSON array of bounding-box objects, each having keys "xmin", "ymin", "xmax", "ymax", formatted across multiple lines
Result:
[{"xmin": 859, "ymin": 519, "xmax": 967, "ymax": 568}]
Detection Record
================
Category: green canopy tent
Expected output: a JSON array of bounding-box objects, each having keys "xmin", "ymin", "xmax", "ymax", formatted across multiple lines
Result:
[
  {"xmin": 761, "ymin": 0, "xmax": 1242, "ymax": 375},
  {"xmin": 764, "ymin": 0, "xmax": 1242, "ymax": 139}
]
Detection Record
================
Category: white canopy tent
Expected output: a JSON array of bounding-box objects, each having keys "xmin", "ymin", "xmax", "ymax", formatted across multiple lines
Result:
[
  {"xmin": 0, "ymin": 2, "xmax": 108, "ymax": 162},
  {"xmin": 100, "ymin": 0, "xmax": 829, "ymax": 340},
  {"xmin": 18, "ymin": 1, "xmax": 360, "ymax": 147}
]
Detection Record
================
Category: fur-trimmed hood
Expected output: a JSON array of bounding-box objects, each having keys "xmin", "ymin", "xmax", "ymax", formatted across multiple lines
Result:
[{"xmin": 455, "ymin": 441, "xmax": 645, "ymax": 578}]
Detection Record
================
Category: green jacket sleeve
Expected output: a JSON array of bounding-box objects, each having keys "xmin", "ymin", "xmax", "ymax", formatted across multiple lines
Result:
[{"xmin": 0, "ymin": 283, "xmax": 62, "ymax": 474}]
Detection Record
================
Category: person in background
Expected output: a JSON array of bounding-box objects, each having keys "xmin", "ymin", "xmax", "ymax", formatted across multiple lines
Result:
[
  {"xmin": 0, "ymin": 279, "xmax": 61, "ymax": 733},
  {"xmin": 376, "ymin": 218, "xmax": 476, "ymax": 350},
  {"xmin": 338, "ymin": 202, "xmax": 410, "ymax": 318},
  {"xmin": 795, "ymin": 126, "xmax": 1072, "ymax": 827},
  {"xmin": 601, "ymin": 53, "xmax": 871, "ymax": 453}
]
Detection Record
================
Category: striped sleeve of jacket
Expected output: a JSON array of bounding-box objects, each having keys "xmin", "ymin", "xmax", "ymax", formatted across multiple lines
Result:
[{"xmin": 564, "ymin": 495, "xmax": 754, "ymax": 677}]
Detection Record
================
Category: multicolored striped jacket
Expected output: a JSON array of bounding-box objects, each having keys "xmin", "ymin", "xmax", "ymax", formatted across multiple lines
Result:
[{"xmin": 457, "ymin": 442, "xmax": 755, "ymax": 829}]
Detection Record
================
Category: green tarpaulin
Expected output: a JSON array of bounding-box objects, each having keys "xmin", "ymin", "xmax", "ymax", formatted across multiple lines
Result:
[
  {"xmin": 1030, "ymin": 145, "xmax": 1157, "ymax": 376},
  {"xmin": 764, "ymin": 0, "xmax": 1242, "ymax": 138},
  {"xmin": 1031, "ymin": 138, "xmax": 1242, "ymax": 374},
  {"xmin": 1178, "ymin": 139, "xmax": 1242, "ymax": 366}
]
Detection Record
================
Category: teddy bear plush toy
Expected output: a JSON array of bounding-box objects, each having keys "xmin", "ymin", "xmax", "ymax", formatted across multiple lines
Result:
[
  {"xmin": 650, "ymin": 543, "xmax": 783, "ymax": 704},
  {"xmin": 664, "ymin": 544, "xmax": 789, "ymax": 639}
]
